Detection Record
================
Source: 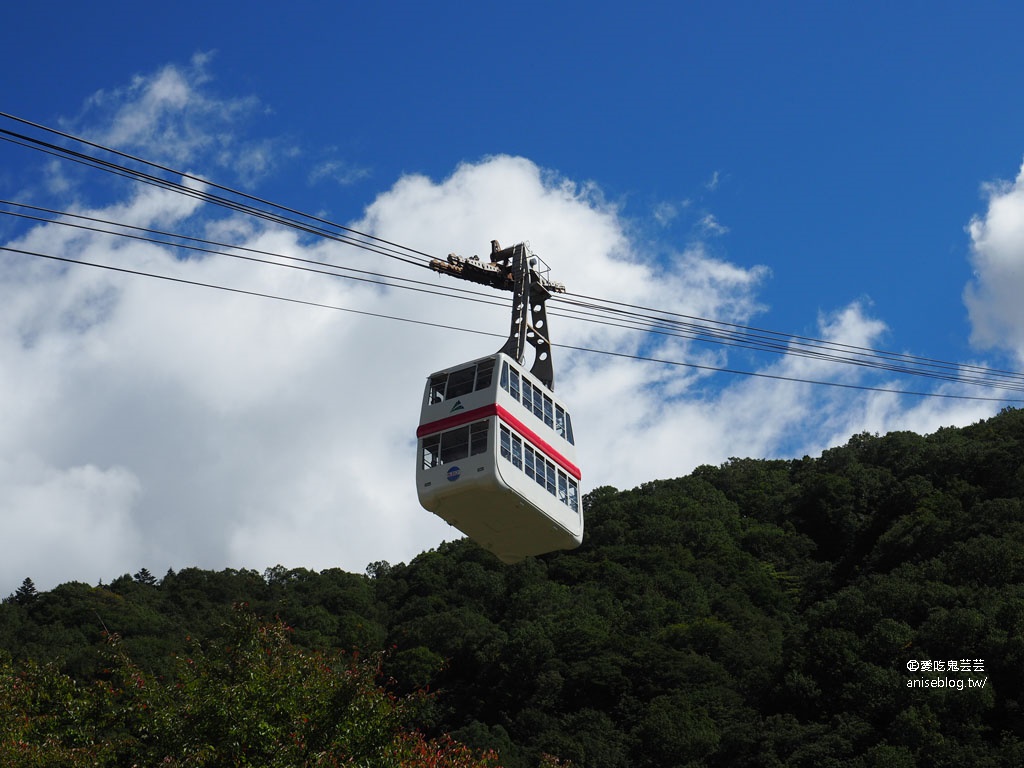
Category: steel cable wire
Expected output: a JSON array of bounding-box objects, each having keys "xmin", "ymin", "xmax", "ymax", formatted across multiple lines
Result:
[{"xmin": 4, "ymin": 111, "xmax": 1024, "ymax": 398}]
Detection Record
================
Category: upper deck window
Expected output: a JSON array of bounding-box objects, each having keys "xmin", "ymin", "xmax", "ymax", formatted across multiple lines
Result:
[
  {"xmin": 556, "ymin": 405, "xmax": 574, "ymax": 444},
  {"xmin": 446, "ymin": 367, "xmax": 476, "ymax": 399},
  {"xmin": 427, "ymin": 358, "xmax": 497, "ymax": 405},
  {"xmin": 499, "ymin": 360, "xmax": 574, "ymax": 445}
]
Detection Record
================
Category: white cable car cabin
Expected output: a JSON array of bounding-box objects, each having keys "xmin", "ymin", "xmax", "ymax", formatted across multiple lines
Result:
[{"xmin": 416, "ymin": 352, "xmax": 583, "ymax": 563}]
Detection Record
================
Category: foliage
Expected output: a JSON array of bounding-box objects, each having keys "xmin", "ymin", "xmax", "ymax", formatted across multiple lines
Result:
[
  {"xmin": 0, "ymin": 608, "xmax": 499, "ymax": 767},
  {"xmin": 6, "ymin": 407, "xmax": 1024, "ymax": 766}
]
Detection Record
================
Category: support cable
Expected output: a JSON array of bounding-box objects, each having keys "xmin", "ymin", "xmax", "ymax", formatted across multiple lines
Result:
[
  {"xmin": 4, "ymin": 111, "xmax": 1024, "ymax": 398},
  {"xmin": 4, "ymin": 241, "xmax": 1022, "ymax": 403}
]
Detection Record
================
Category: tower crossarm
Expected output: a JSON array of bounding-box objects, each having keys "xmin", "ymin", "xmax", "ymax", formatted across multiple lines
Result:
[{"xmin": 429, "ymin": 240, "xmax": 566, "ymax": 294}]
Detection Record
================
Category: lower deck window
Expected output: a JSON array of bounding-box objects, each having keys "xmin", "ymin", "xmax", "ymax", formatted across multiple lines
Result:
[
  {"xmin": 499, "ymin": 424, "xmax": 579, "ymax": 513},
  {"xmin": 422, "ymin": 421, "xmax": 489, "ymax": 469}
]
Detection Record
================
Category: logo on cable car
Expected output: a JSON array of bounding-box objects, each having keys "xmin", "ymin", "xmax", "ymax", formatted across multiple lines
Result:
[
  {"xmin": 450, "ymin": 400, "xmax": 464, "ymax": 413},
  {"xmin": 447, "ymin": 465, "xmax": 461, "ymax": 482}
]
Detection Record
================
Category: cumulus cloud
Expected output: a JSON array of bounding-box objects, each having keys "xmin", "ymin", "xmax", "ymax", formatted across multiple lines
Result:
[
  {"xmin": 0, "ymin": 456, "xmax": 142, "ymax": 587},
  {"xmin": 965, "ymin": 161, "xmax": 1024, "ymax": 363},
  {"xmin": 0, "ymin": 61, "xmax": 1000, "ymax": 592},
  {"xmin": 708, "ymin": 304, "xmax": 996, "ymax": 460}
]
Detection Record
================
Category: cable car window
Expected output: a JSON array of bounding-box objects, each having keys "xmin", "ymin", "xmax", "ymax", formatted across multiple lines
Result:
[
  {"xmin": 424, "ymin": 421, "xmax": 488, "ymax": 469},
  {"xmin": 499, "ymin": 423, "xmax": 578, "ymax": 508},
  {"xmin": 524, "ymin": 444, "xmax": 537, "ymax": 482},
  {"xmin": 440, "ymin": 426, "xmax": 470, "ymax": 463},
  {"xmin": 446, "ymin": 367, "xmax": 476, "ymax": 399},
  {"xmin": 534, "ymin": 457, "xmax": 547, "ymax": 490},
  {"xmin": 422, "ymin": 434, "xmax": 441, "ymax": 469},
  {"xmin": 428, "ymin": 375, "xmax": 447, "ymax": 405},
  {"xmin": 470, "ymin": 421, "xmax": 489, "ymax": 455},
  {"xmin": 475, "ymin": 359, "xmax": 495, "ymax": 391},
  {"xmin": 528, "ymin": 447, "xmax": 549, "ymax": 492},
  {"xmin": 500, "ymin": 425, "xmax": 523, "ymax": 469},
  {"xmin": 500, "ymin": 425, "xmax": 512, "ymax": 461},
  {"xmin": 495, "ymin": 358, "xmax": 576, "ymax": 449},
  {"xmin": 529, "ymin": 382, "xmax": 544, "ymax": 420}
]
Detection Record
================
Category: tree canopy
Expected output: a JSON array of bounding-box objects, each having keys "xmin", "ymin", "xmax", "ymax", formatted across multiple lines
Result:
[{"xmin": 4, "ymin": 407, "xmax": 1024, "ymax": 766}]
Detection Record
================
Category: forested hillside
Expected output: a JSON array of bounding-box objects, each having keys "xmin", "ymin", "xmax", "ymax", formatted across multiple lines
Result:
[{"xmin": 4, "ymin": 408, "xmax": 1024, "ymax": 766}]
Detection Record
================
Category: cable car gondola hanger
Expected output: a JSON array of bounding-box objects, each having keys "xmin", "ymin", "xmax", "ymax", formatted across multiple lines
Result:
[{"xmin": 416, "ymin": 241, "xmax": 583, "ymax": 563}]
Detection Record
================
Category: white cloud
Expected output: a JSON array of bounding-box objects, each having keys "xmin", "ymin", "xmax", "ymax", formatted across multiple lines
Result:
[
  {"xmin": 712, "ymin": 303, "xmax": 996, "ymax": 459},
  {"xmin": 965, "ymin": 160, "xmax": 1024, "ymax": 363},
  {"xmin": 653, "ymin": 201, "xmax": 680, "ymax": 226},
  {"xmin": 309, "ymin": 159, "xmax": 372, "ymax": 187},
  {"xmin": 0, "ymin": 61, "xmax": 1001, "ymax": 593},
  {"xmin": 71, "ymin": 52, "xmax": 283, "ymax": 184},
  {"xmin": 0, "ymin": 455, "xmax": 143, "ymax": 589},
  {"xmin": 698, "ymin": 213, "xmax": 729, "ymax": 237}
]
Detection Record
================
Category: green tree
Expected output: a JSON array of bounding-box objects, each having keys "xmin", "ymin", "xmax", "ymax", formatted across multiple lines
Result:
[
  {"xmin": 12, "ymin": 578, "xmax": 37, "ymax": 607},
  {"xmin": 0, "ymin": 610, "xmax": 500, "ymax": 767}
]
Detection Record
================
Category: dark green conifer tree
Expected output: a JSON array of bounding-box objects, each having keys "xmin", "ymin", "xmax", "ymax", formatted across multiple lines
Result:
[{"xmin": 12, "ymin": 577, "xmax": 38, "ymax": 606}]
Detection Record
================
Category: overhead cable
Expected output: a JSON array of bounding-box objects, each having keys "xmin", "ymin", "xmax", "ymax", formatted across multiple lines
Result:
[
  {"xmin": 4, "ymin": 242, "xmax": 1022, "ymax": 404},
  {"xmin": 4, "ymin": 111, "xmax": 1024, "ymax": 399},
  {"xmin": 6, "ymin": 196, "xmax": 1022, "ymax": 396},
  {"xmin": 0, "ymin": 112, "xmax": 433, "ymax": 269}
]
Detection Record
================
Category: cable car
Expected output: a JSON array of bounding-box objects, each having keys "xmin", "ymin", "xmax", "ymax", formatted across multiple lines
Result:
[
  {"xmin": 416, "ymin": 352, "xmax": 582, "ymax": 563},
  {"xmin": 415, "ymin": 241, "xmax": 583, "ymax": 562}
]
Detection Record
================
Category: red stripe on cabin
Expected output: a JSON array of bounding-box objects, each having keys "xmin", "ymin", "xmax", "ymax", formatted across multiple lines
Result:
[
  {"xmin": 416, "ymin": 405, "xmax": 496, "ymax": 438},
  {"xmin": 417, "ymin": 403, "xmax": 582, "ymax": 481}
]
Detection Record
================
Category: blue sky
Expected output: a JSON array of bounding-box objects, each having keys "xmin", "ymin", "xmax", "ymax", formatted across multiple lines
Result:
[
  {"xmin": 10, "ymin": 2, "xmax": 1023, "ymax": 351},
  {"xmin": 4, "ymin": 2, "xmax": 1024, "ymax": 589}
]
